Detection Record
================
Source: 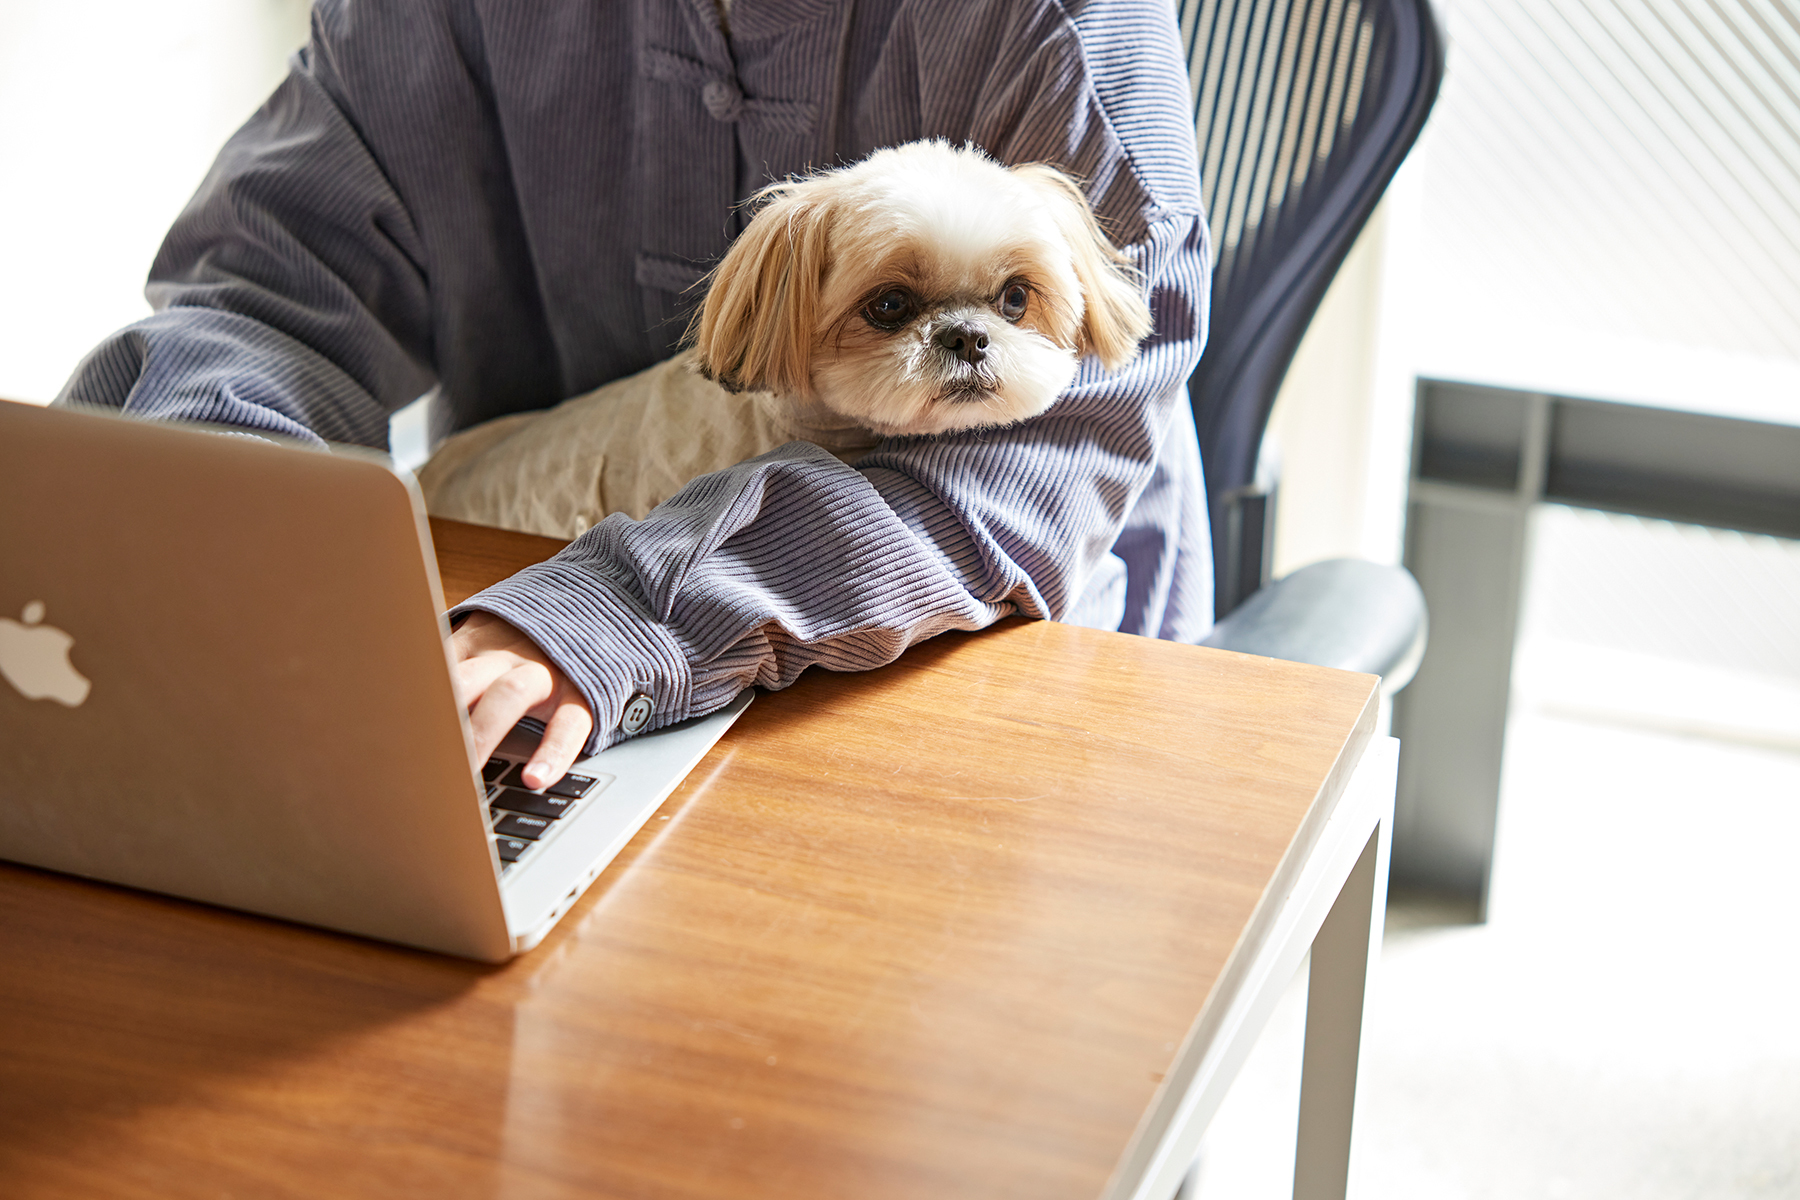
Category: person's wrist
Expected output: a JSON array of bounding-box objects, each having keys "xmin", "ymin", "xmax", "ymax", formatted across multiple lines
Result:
[{"xmin": 448, "ymin": 561, "xmax": 692, "ymax": 753}]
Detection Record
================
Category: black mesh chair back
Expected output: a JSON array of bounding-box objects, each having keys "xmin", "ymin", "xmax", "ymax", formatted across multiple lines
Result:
[{"xmin": 1178, "ymin": 0, "xmax": 1444, "ymax": 615}]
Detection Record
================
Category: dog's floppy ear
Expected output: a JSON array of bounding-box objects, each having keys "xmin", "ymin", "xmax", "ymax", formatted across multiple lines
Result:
[
  {"xmin": 1011, "ymin": 163, "xmax": 1154, "ymax": 371},
  {"xmin": 690, "ymin": 182, "xmax": 832, "ymax": 397}
]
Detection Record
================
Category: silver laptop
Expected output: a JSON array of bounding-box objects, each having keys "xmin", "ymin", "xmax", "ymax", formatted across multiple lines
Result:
[{"xmin": 0, "ymin": 398, "xmax": 750, "ymax": 961}]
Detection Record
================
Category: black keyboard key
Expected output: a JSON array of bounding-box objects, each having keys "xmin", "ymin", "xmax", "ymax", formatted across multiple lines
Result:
[
  {"xmin": 542, "ymin": 772, "xmax": 597, "ymax": 799},
  {"xmin": 495, "ymin": 836, "xmax": 530, "ymax": 863},
  {"xmin": 491, "ymin": 787, "xmax": 576, "ymax": 820},
  {"xmin": 498, "ymin": 764, "xmax": 599, "ymax": 799},
  {"xmin": 494, "ymin": 812, "xmax": 553, "ymax": 841},
  {"xmin": 481, "ymin": 758, "xmax": 511, "ymax": 783}
]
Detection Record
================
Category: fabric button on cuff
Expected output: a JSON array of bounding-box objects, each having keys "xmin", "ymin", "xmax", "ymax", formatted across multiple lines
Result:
[{"xmin": 620, "ymin": 692, "xmax": 655, "ymax": 734}]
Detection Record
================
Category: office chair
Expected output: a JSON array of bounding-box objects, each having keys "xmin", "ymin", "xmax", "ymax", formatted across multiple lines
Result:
[{"xmin": 1175, "ymin": 0, "xmax": 1444, "ymax": 693}]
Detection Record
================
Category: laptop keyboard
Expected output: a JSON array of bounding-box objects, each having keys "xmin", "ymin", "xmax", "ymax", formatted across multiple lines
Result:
[{"xmin": 481, "ymin": 758, "xmax": 614, "ymax": 874}]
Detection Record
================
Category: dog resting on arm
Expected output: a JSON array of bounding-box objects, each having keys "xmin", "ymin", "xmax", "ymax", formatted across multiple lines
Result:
[{"xmin": 418, "ymin": 140, "xmax": 1154, "ymax": 539}]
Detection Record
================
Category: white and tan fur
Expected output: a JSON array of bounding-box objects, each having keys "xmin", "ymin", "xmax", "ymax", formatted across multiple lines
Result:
[
  {"xmin": 420, "ymin": 140, "xmax": 1152, "ymax": 539},
  {"xmin": 693, "ymin": 139, "xmax": 1151, "ymax": 435}
]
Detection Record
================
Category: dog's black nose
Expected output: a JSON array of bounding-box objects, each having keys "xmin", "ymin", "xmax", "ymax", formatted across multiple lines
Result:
[{"xmin": 935, "ymin": 321, "xmax": 990, "ymax": 365}]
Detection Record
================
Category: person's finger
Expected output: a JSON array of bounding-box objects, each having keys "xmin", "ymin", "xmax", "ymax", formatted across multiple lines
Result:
[
  {"xmin": 523, "ymin": 695, "xmax": 594, "ymax": 789},
  {"xmin": 466, "ymin": 661, "xmax": 553, "ymax": 765},
  {"xmin": 451, "ymin": 651, "xmax": 516, "ymax": 710}
]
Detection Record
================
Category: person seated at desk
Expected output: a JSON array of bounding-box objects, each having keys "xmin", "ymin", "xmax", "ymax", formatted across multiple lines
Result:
[{"xmin": 54, "ymin": 0, "xmax": 1213, "ymax": 787}]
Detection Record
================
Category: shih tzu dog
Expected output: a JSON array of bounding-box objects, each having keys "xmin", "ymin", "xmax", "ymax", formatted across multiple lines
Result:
[
  {"xmin": 691, "ymin": 138, "xmax": 1153, "ymax": 436},
  {"xmin": 418, "ymin": 140, "xmax": 1154, "ymax": 539}
]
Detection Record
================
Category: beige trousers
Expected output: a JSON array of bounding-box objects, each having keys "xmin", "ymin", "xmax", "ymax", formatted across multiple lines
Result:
[{"xmin": 416, "ymin": 351, "xmax": 877, "ymax": 540}]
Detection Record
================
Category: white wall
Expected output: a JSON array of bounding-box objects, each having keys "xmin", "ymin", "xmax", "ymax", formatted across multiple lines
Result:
[
  {"xmin": 1264, "ymin": 208, "xmax": 1390, "ymax": 576},
  {"xmin": 1264, "ymin": 153, "xmax": 1427, "ymax": 578},
  {"xmin": 0, "ymin": 0, "xmax": 311, "ymax": 404}
]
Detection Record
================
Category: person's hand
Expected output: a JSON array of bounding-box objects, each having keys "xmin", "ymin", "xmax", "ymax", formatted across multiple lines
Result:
[{"xmin": 451, "ymin": 612, "xmax": 594, "ymax": 789}]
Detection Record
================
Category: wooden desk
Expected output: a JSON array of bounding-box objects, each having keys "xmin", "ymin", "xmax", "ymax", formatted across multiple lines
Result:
[{"xmin": 0, "ymin": 519, "xmax": 1392, "ymax": 1200}]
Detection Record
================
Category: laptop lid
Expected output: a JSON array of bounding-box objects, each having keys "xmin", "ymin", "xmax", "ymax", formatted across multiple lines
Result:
[{"xmin": 0, "ymin": 400, "xmax": 515, "ymax": 961}]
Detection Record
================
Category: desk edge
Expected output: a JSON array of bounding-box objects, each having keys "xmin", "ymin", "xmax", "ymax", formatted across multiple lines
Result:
[{"xmin": 1101, "ymin": 682, "xmax": 1382, "ymax": 1198}]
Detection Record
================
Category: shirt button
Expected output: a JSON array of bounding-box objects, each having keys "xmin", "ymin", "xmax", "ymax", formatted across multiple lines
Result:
[
  {"xmin": 621, "ymin": 692, "xmax": 655, "ymax": 734},
  {"xmin": 702, "ymin": 78, "xmax": 744, "ymax": 122}
]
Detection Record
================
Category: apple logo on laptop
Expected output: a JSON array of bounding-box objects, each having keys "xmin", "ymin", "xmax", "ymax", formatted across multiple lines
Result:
[{"xmin": 0, "ymin": 601, "xmax": 92, "ymax": 707}]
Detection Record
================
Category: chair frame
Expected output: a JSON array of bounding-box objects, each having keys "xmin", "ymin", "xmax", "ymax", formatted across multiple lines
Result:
[{"xmin": 1179, "ymin": 0, "xmax": 1445, "ymax": 616}]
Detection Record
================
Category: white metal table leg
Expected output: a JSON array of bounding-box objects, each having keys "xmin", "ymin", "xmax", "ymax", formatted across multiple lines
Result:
[{"xmin": 1292, "ymin": 815, "xmax": 1390, "ymax": 1200}]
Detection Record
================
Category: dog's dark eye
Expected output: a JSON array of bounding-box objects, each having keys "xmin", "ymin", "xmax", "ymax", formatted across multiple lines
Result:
[
  {"xmin": 863, "ymin": 288, "xmax": 918, "ymax": 330},
  {"xmin": 998, "ymin": 281, "xmax": 1029, "ymax": 323}
]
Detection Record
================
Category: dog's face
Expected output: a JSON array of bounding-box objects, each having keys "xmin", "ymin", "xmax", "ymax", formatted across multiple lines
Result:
[{"xmin": 691, "ymin": 141, "xmax": 1153, "ymax": 437}]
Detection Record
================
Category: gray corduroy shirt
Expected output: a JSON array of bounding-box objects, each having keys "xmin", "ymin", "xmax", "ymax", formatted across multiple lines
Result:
[{"xmin": 57, "ymin": 0, "xmax": 1213, "ymax": 751}]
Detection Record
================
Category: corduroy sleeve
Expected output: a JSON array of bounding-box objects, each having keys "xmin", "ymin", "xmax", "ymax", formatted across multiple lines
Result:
[
  {"xmin": 54, "ymin": 33, "xmax": 437, "ymax": 445},
  {"xmin": 54, "ymin": 0, "xmax": 567, "ymax": 441},
  {"xmin": 459, "ymin": 211, "xmax": 1207, "ymax": 750}
]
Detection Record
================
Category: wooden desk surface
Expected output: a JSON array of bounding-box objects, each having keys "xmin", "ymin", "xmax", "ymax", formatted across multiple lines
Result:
[{"xmin": 0, "ymin": 518, "xmax": 1376, "ymax": 1200}]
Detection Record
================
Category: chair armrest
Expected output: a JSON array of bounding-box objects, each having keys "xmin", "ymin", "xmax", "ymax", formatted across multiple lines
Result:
[{"xmin": 1199, "ymin": 558, "xmax": 1428, "ymax": 695}]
